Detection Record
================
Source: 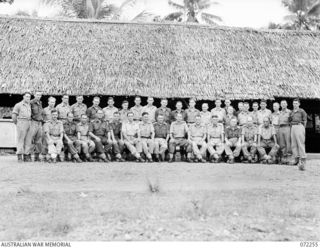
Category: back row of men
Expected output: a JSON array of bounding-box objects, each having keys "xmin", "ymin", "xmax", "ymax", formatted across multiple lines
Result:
[{"xmin": 12, "ymin": 92, "xmax": 308, "ymax": 170}]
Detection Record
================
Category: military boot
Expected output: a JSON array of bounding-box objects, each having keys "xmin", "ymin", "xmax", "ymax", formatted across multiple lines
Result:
[{"xmin": 298, "ymin": 158, "xmax": 306, "ymax": 171}]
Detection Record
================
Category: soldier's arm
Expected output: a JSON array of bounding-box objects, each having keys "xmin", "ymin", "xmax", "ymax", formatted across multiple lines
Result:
[
  {"xmin": 151, "ymin": 125, "xmax": 155, "ymax": 140},
  {"xmin": 12, "ymin": 104, "xmax": 19, "ymax": 124},
  {"xmin": 169, "ymin": 124, "xmax": 175, "ymax": 142},
  {"xmin": 88, "ymin": 131, "xmax": 99, "ymax": 141},
  {"xmin": 302, "ymin": 110, "xmax": 307, "ymax": 128},
  {"xmin": 12, "ymin": 113, "xmax": 18, "ymax": 125},
  {"xmin": 121, "ymin": 125, "xmax": 129, "ymax": 141},
  {"xmin": 107, "ymin": 131, "xmax": 112, "ymax": 143},
  {"xmin": 187, "ymin": 129, "xmax": 192, "ymax": 143},
  {"xmin": 59, "ymin": 124, "xmax": 64, "ymax": 141},
  {"xmin": 110, "ymin": 130, "xmax": 116, "ymax": 142}
]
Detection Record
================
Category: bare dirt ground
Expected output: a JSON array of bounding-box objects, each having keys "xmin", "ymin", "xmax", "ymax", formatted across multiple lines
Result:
[{"xmin": 0, "ymin": 156, "xmax": 319, "ymax": 241}]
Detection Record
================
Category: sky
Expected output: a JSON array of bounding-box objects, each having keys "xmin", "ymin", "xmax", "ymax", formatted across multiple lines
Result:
[{"xmin": 0, "ymin": 0, "xmax": 290, "ymax": 28}]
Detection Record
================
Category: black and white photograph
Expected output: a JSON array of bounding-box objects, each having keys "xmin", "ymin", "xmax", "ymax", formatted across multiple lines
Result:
[{"xmin": 0, "ymin": 0, "xmax": 319, "ymax": 245}]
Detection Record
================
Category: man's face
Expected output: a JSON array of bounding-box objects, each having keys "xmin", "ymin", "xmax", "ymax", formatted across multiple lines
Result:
[
  {"xmin": 23, "ymin": 94, "xmax": 31, "ymax": 103},
  {"xmin": 176, "ymin": 102, "xmax": 182, "ymax": 110},
  {"xmin": 212, "ymin": 117, "xmax": 218, "ymax": 125},
  {"xmin": 128, "ymin": 114, "xmax": 134, "ymax": 122},
  {"xmin": 273, "ymin": 103, "xmax": 280, "ymax": 112},
  {"xmin": 147, "ymin": 98, "xmax": 154, "ymax": 105},
  {"xmin": 67, "ymin": 113, "xmax": 74, "ymax": 122},
  {"xmin": 157, "ymin": 115, "xmax": 164, "ymax": 123},
  {"xmin": 135, "ymin": 98, "xmax": 141, "ymax": 106},
  {"xmin": 48, "ymin": 99, "xmax": 56, "ymax": 108},
  {"xmin": 230, "ymin": 119, "xmax": 237, "ymax": 127},
  {"xmin": 142, "ymin": 114, "xmax": 149, "ymax": 123},
  {"xmin": 77, "ymin": 96, "xmax": 83, "ymax": 103},
  {"xmin": 202, "ymin": 104, "xmax": 208, "ymax": 112},
  {"xmin": 260, "ymin": 102, "xmax": 267, "ymax": 109},
  {"xmin": 263, "ymin": 118, "xmax": 270, "ymax": 127},
  {"xmin": 62, "ymin": 96, "xmax": 69, "ymax": 104},
  {"xmin": 52, "ymin": 112, "xmax": 58, "ymax": 121},
  {"xmin": 113, "ymin": 113, "xmax": 120, "ymax": 121},
  {"xmin": 244, "ymin": 104, "xmax": 250, "ymax": 111},
  {"xmin": 93, "ymin": 98, "xmax": 100, "ymax": 106},
  {"xmin": 293, "ymin": 101, "xmax": 300, "ymax": 109},
  {"xmin": 123, "ymin": 103, "xmax": 129, "ymax": 110},
  {"xmin": 97, "ymin": 110, "xmax": 104, "ymax": 119},
  {"xmin": 225, "ymin": 100, "xmax": 231, "ymax": 106},
  {"xmin": 35, "ymin": 92, "xmax": 42, "ymax": 101},
  {"xmin": 253, "ymin": 104, "xmax": 258, "ymax": 111},
  {"xmin": 281, "ymin": 101, "xmax": 288, "ymax": 109},
  {"xmin": 215, "ymin": 100, "xmax": 221, "ymax": 108},
  {"xmin": 227, "ymin": 106, "xmax": 234, "ymax": 115},
  {"xmin": 81, "ymin": 115, "xmax": 88, "ymax": 124},
  {"xmin": 176, "ymin": 114, "xmax": 183, "ymax": 122},
  {"xmin": 161, "ymin": 100, "xmax": 168, "ymax": 107},
  {"xmin": 195, "ymin": 116, "xmax": 201, "ymax": 125},
  {"xmin": 108, "ymin": 99, "xmax": 114, "ymax": 106},
  {"xmin": 238, "ymin": 103, "xmax": 243, "ymax": 111},
  {"xmin": 189, "ymin": 100, "xmax": 196, "ymax": 108}
]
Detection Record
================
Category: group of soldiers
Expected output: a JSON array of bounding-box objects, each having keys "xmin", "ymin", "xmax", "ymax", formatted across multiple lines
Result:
[{"xmin": 12, "ymin": 92, "xmax": 308, "ymax": 170}]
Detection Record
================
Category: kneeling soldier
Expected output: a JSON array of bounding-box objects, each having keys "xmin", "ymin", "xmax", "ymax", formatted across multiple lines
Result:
[
  {"xmin": 153, "ymin": 114, "xmax": 170, "ymax": 162},
  {"xmin": 109, "ymin": 111, "xmax": 125, "ymax": 162},
  {"xmin": 139, "ymin": 112, "xmax": 155, "ymax": 162},
  {"xmin": 168, "ymin": 112, "xmax": 192, "ymax": 163},
  {"xmin": 63, "ymin": 112, "xmax": 82, "ymax": 163},
  {"xmin": 122, "ymin": 112, "xmax": 144, "ymax": 162},
  {"xmin": 88, "ymin": 109, "xmax": 111, "ymax": 162},
  {"xmin": 77, "ymin": 114, "xmax": 95, "ymax": 162},
  {"xmin": 224, "ymin": 117, "xmax": 242, "ymax": 163},
  {"xmin": 207, "ymin": 115, "xmax": 225, "ymax": 163},
  {"xmin": 257, "ymin": 117, "xmax": 279, "ymax": 164},
  {"xmin": 43, "ymin": 110, "xmax": 64, "ymax": 163},
  {"xmin": 188, "ymin": 115, "xmax": 207, "ymax": 163},
  {"xmin": 241, "ymin": 116, "xmax": 258, "ymax": 163}
]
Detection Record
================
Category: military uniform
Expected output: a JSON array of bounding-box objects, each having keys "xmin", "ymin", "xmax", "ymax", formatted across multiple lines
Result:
[
  {"xmin": 119, "ymin": 109, "xmax": 130, "ymax": 123},
  {"xmin": 238, "ymin": 111, "xmax": 251, "ymax": 126},
  {"xmin": 279, "ymin": 108, "xmax": 292, "ymax": 160},
  {"xmin": 224, "ymin": 125, "xmax": 242, "ymax": 160},
  {"xmin": 122, "ymin": 121, "xmax": 142, "ymax": 157},
  {"xmin": 43, "ymin": 119, "xmax": 64, "ymax": 160},
  {"xmin": 141, "ymin": 105, "xmax": 157, "ymax": 123},
  {"xmin": 63, "ymin": 120, "xmax": 81, "ymax": 157},
  {"xmin": 241, "ymin": 124, "xmax": 258, "ymax": 160},
  {"xmin": 89, "ymin": 119, "xmax": 112, "ymax": 157},
  {"xmin": 211, "ymin": 107, "xmax": 226, "ymax": 123},
  {"xmin": 76, "ymin": 122, "xmax": 95, "ymax": 157},
  {"xmin": 185, "ymin": 108, "xmax": 200, "ymax": 125},
  {"xmin": 207, "ymin": 123, "xmax": 224, "ymax": 160},
  {"xmin": 43, "ymin": 106, "xmax": 55, "ymax": 123},
  {"xmin": 56, "ymin": 103, "xmax": 71, "ymax": 123},
  {"xmin": 170, "ymin": 110, "xmax": 187, "ymax": 123},
  {"xmin": 130, "ymin": 105, "xmax": 143, "ymax": 122},
  {"xmin": 271, "ymin": 111, "xmax": 281, "ymax": 140},
  {"xmin": 223, "ymin": 114, "xmax": 237, "ymax": 128},
  {"xmin": 30, "ymin": 99, "xmax": 43, "ymax": 157},
  {"xmin": 139, "ymin": 121, "xmax": 155, "ymax": 160},
  {"xmin": 188, "ymin": 123, "xmax": 207, "ymax": 160},
  {"xmin": 257, "ymin": 125, "xmax": 279, "ymax": 162},
  {"xmin": 103, "ymin": 106, "xmax": 118, "ymax": 122},
  {"xmin": 86, "ymin": 105, "xmax": 102, "ymax": 121},
  {"xmin": 109, "ymin": 120, "xmax": 125, "ymax": 158},
  {"xmin": 153, "ymin": 122, "xmax": 169, "ymax": 157},
  {"xmin": 70, "ymin": 102, "xmax": 87, "ymax": 123},
  {"xmin": 250, "ymin": 110, "xmax": 259, "ymax": 125},
  {"xmin": 200, "ymin": 111, "xmax": 212, "ymax": 127},
  {"xmin": 42, "ymin": 106, "xmax": 55, "ymax": 157},
  {"xmin": 169, "ymin": 120, "xmax": 190, "ymax": 155},
  {"xmin": 257, "ymin": 109, "xmax": 272, "ymax": 126},
  {"xmin": 155, "ymin": 107, "xmax": 171, "ymax": 124},
  {"xmin": 12, "ymin": 100, "xmax": 32, "ymax": 159}
]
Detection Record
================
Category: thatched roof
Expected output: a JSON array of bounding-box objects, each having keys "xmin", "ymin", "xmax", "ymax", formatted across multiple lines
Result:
[{"xmin": 1, "ymin": 16, "xmax": 320, "ymax": 100}]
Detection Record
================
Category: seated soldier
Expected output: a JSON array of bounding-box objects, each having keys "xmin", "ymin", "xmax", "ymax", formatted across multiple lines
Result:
[
  {"xmin": 76, "ymin": 114, "xmax": 95, "ymax": 162},
  {"xmin": 109, "ymin": 111, "xmax": 125, "ymax": 162},
  {"xmin": 43, "ymin": 109, "xmax": 64, "ymax": 163},
  {"xmin": 224, "ymin": 117, "xmax": 242, "ymax": 164},
  {"xmin": 241, "ymin": 116, "xmax": 258, "ymax": 163},
  {"xmin": 139, "ymin": 112, "xmax": 155, "ymax": 162},
  {"xmin": 121, "ymin": 112, "xmax": 145, "ymax": 162},
  {"xmin": 153, "ymin": 114, "xmax": 170, "ymax": 162},
  {"xmin": 168, "ymin": 112, "xmax": 192, "ymax": 163},
  {"xmin": 257, "ymin": 117, "xmax": 279, "ymax": 164},
  {"xmin": 188, "ymin": 115, "xmax": 207, "ymax": 163},
  {"xmin": 207, "ymin": 115, "xmax": 225, "ymax": 163},
  {"xmin": 63, "ymin": 112, "xmax": 82, "ymax": 163},
  {"xmin": 88, "ymin": 109, "xmax": 111, "ymax": 162}
]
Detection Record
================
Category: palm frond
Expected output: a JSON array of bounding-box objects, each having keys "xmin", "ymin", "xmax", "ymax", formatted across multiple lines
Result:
[
  {"xmin": 163, "ymin": 11, "xmax": 183, "ymax": 21},
  {"xmin": 198, "ymin": 0, "xmax": 217, "ymax": 10},
  {"xmin": 131, "ymin": 10, "xmax": 157, "ymax": 22},
  {"xmin": 98, "ymin": 2, "xmax": 118, "ymax": 19},
  {"xmin": 308, "ymin": 1, "xmax": 320, "ymax": 17},
  {"xmin": 201, "ymin": 12, "xmax": 222, "ymax": 22},
  {"xmin": 284, "ymin": 14, "xmax": 297, "ymax": 22},
  {"xmin": 201, "ymin": 13, "xmax": 219, "ymax": 25},
  {"xmin": 169, "ymin": 0, "xmax": 184, "ymax": 10}
]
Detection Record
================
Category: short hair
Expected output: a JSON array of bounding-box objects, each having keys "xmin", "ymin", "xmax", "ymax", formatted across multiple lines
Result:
[
  {"xmin": 280, "ymin": 99, "xmax": 287, "ymax": 103},
  {"xmin": 108, "ymin": 97, "xmax": 114, "ymax": 101},
  {"xmin": 142, "ymin": 112, "xmax": 149, "ymax": 117},
  {"xmin": 48, "ymin": 96, "xmax": 56, "ymax": 102},
  {"xmin": 260, "ymin": 100, "xmax": 267, "ymax": 104},
  {"xmin": 81, "ymin": 114, "xmax": 88, "ymax": 118},
  {"xmin": 122, "ymin": 100, "xmax": 129, "ymax": 105},
  {"xmin": 97, "ymin": 109, "xmax": 104, "ymax": 114},
  {"xmin": 212, "ymin": 115, "xmax": 218, "ymax": 118},
  {"xmin": 113, "ymin": 111, "xmax": 120, "ymax": 115},
  {"xmin": 244, "ymin": 102, "xmax": 250, "ymax": 105},
  {"xmin": 161, "ymin": 98, "xmax": 168, "ymax": 101},
  {"xmin": 273, "ymin": 102, "xmax": 280, "ymax": 106},
  {"xmin": 93, "ymin": 96, "xmax": 100, "ymax": 101},
  {"xmin": 77, "ymin": 95, "xmax": 83, "ymax": 98},
  {"xmin": 67, "ymin": 112, "xmax": 73, "ymax": 117},
  {"xmin": 230, "ymin": 117, "xmax": 238, "ymax": 122},
  {"xmin": 127, "ymin": 111, "xmax": 134, "ymax": 116},
  {"xmin": 252, "ymin": 102, "xmax": 259, "ymax": 105},
  {"xmin": 176, "ymin": 101, "xmax": 182, "ymax": 105},
  {"xmin": 147, "ymin": 97, "xmax": 154, "ymax": 100},
  {"xmin": 23, "ymin": 92, "xmax": 31, "ymax": 96},
  {"xmin": 157, "ymin": 114, "xmax": 164, "ymax": 118},
  {"xmin": 195, "ymin": 114, "xmax": 201, "ymax": 118},
  {"xmin": 293, "ymin": 98, "xmax": 300, "ymax": 103},
  {"xmin": 51, "ymin": 109, "xmax": 58, "ymax": 114},
  {"xmin": 176, "ymin": 112, "xmax": 183, "ymax": 117},
  {"xmin": 215, "ymin": 99, "xmax": 222, "ymax": 102},
  {"xmin": 62, "ymin": 94, "xmax": 69, "ymax": 98},
  {"xmin": 34, "ymin": 90, "xmax": 42, "ymax": 95},
  {"xmin": 189, "ymin": 98, "xmax": 196, "ymax": 102},
  {"xmin": 134, "ymin": 96, "xmax": 141, "ymax": 100},
  {"xmin": 238, "ymin": 101, "xmax": 244, "ymax": 105}
]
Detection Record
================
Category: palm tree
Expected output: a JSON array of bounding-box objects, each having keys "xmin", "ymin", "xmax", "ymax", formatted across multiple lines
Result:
[
  {"xmin": 163, "ymin": 0, "xmax": 222, "ymax": 25},
  {"xmin": 0, "ymin": 0, "xmax": 14, "ymax": 3}
]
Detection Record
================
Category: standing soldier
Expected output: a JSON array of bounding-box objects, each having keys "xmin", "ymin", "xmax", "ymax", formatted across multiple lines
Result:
[
  {"xmin": 211, "ymin": 99, "xmax": 226, "ymax": 123},
  {"xmin": 139, "ymin": 112, "xmax": 155, "ymax": 162},
  {"xmin": 207, "ymin": 115, "xmax": 225, "ymax": 163},
  {"xmin": 224, "ymin": 99, "xmax": 232, "ymax": 113},
  {"xmin": 30, "ymin": 91, "xmax": 43, "ymax": 162},
  {"xmin": 77, "ymin": 114, "xmax": 95, "ymax": 162},
  {"xmin": 86, "ymin": 96, "xmax": 102, "ymax": 121},
  {"xmin": 168, "ymin": 112, "xmax": 192, "ymax": 163},
  {"xmin": 289, "ymin": 99, "xmax": 307, "ymax": 170},
  {"xmin": 224, "ymin": 118, "xmax": 242, "ymax": 164},
  {"xmin": 141, "ymin": 97, "xmax": 157, "ymax": 123},
  {"xmin": 153, "ymin": 114, "xmax": 170, "ymax": 162},
  {"xmin": 119, "ymin": 100, "xmax": 130, "ymax": 123},
  {"xmin": 109, "ymin": 111, "xmax": 125, "ymax": 162},
  {"xmin": 63, "ymin": 112, "xmax": 82, "ymax": 163},
  {"xmin": 186, "ymin": 98, "xmax": 200, "ymax": 125},
  {"xmin": 56, "ymin": 94, "xmax": 71, "ymax": 123},
  {"xmin": 223, "ymin": 106, "xmax": 236, "ymax": 128},
  {"xmin": 250, "ymin": 102, "xmax": 259, "ymax": 126},
  {"xmin": 238, "ymin": 102, "xmax": 251, "ymax": 126},
  {"xmin": 103, "ymin": 97, "xmax": 118, "ymax": 122},
  {"xmin": 71, "ymin": 95, "xmax": 87, "ymax": 123},
  {"xmin": 121, "ymin": 112, "xmax": 144, "ymax": 162},
  {"xmin": 271, "ymin": 102, "xmax": 281, "ymax": 140},
  {"xmin": 155, "ymin": 98, "xmax": 171, "ymax": 124},
  {"xmin": 12, "ymin": 92, "xmax": 32, "ymax": 162},
  {"xmin": 257, "ymin": 117, "xmax": 279, "ymax": 164},
  {"xmin": 188, "ymin": 115, "xmax": 207, "ymax": 163},
  {"xmin": 171, "ymin": 101, "xmax": 187, "ymax": 122},
  {"xmin": 257, "ymin": 100, "xmax": 271, "ymax": 126},
  {"xmin": 130, "ymin": 96, "xmax": 143, "ymax": 122},
  {"xmin": 241, "ymin": 116, "xmax": 258, "ymax": 163},
  {"xmin": 43, "ymin": 110, "xmax": 64, "ymax": 163},
  {"xmin": 279, "ymin": 100, "xmax": 292, "ymax": 164},
  {"xmin": 235, "ymin": 102, "xmax": 244, "ymax": 117},
  {"xmin": 43, "ymin": 97, "xmax": 56, "ymax": 123},
  {"xmin": 200, "ymin": 103, "xmax": 212, "ymax": 127}
]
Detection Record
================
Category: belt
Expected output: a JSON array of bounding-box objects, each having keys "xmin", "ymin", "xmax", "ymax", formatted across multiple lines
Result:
[
  {"xmin": 291, "ymin": 123, "xmax": 302, "ymax": 125},
  {"xmin": 141, "ymin": 136, "xmax": 151, "ymax": 139},
  {"xmin": 51, "ymin": 135, "xmax": 60, "ymax": 137},
  {"xmin": 279, "ymin": 124, "xmax": 289, "ymax": 127},
  {"xmin": 32, "ymin": 119, "xmax": 42, "ymax": 122}
]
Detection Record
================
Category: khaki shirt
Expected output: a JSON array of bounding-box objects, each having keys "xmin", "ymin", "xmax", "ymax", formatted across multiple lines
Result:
[
  {"xmin": 211, "ymin": 107, "xmax": 226, "ymax": 122},
  {"xmin": 122, "ymin": 121, "xmax": 140, "ymax": 137},
  {"xmin": 63, "ymin": 121, "xmax": 77, "ymax": 137},
  {"xmin": 76, "ymin": 122, "xmax": 90, "ymax": 137},
  {"xmin": 103, "ymin": 106, "xmax": 118, "ymax": 122},
  {"xmin": 89, "ymin": 119, "xmax": 110, "ymax": 137},
  {"xmin": 170, "ymin": 121, "xmax": 188, "ymax": 138},
  {"xmin": 119, "ymin": 109, "xmax": 130, "ymax": 123},
  {"xmin": 130, "ymin": 105, "xmax": 144, "ymax": 121},
  {"xmin": 186, "ymin": 108, "xmax": 200, "ymax": 123},
  {"xmin": 200, "ymin": 111, "xmax": 212, "ymax": 126},
  {"xmin": 242, "ymin": 125, "xmax": 257, "ymax": 141},
  {"xmin": 86, "ymin": 105, "xmax": 102, "ymax": 120},
  {"xmin": 279, "ymin": 109, "xmax": 291, "ymax": 125},
  {"xmin": 250, "ymin": 111, "xmax": 259, "ymax": 124},
  {"xmin": 258, "ymin": 125, "xmax": 276, "ymax": 140},
  {"xmin": 43, "ymin": 120, "xmax": 63, "ymax": 136},
  {"xmin": 189, "ymin": 123, "xmax": 206, "ymax": 138},
  {"xmin": 141, "ymin": 105, "xmax": 157, "ymax": 123},
  {"xmin": 257, "ymin": 109, "xmax": 272, "ymax": 125},
  {"xmin": 207, "ymin": 123, "xmax": 224, "ymax": 139},
  {"xmin": 271, "ymin": 111, "xmax": 280, "ymax": 126},
  {"xmin": 43, "ymin": 107, "xmax": 55, "ymax": 123},
  {"xmin": 139, "ymin": 122, "xmax": 154, "ymax": 138},
  {"xmin": 12, "ymin": 101, "xmax": 31, "ymax": 120},
  {"xmin": 71, "ymin": 103, "xmax": 87, "ymax": 121},
  {"xmin": 56, "ymin": 103, "xmax": 71, "ymax": 120},
  {"xmin": 238, "ymin": 111, "xmax": 250, "ymax": 126}
]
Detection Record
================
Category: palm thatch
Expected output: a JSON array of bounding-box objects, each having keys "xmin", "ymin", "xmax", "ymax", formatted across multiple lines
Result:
[{"xmin": 1, "ymin": 16, "xmax": 320, "ymax": 100}]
